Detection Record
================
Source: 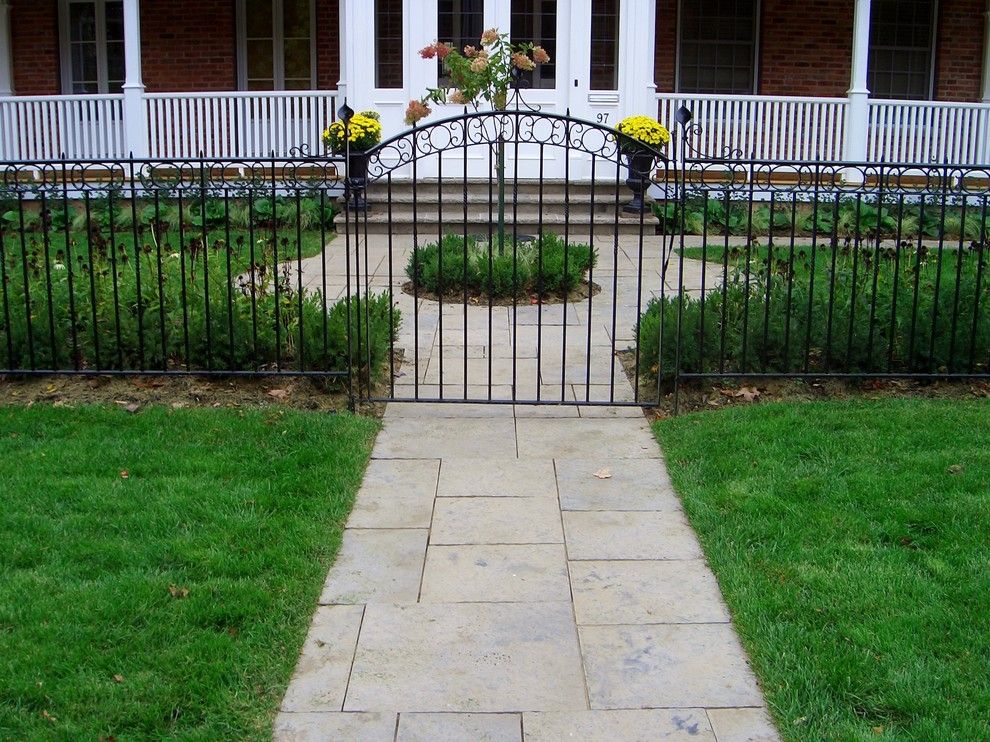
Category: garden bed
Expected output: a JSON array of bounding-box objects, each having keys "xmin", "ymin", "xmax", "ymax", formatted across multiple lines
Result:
[{"xmin": 404, "ymin": 232, "xmax": 598, "ymax": 304}]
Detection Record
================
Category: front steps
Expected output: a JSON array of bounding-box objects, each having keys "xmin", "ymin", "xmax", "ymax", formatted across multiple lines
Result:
[{"xmin": 350, "ymin": 180, "xmax": 658, "ymax": 236}]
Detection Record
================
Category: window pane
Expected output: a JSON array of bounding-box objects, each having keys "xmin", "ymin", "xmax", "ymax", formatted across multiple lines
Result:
[
  {"xmin": 107, "ymin": 40, "xmax": 125, "ymax": 92},
  {"xmin": 590, "ymin": 0, "xmax": 619, "ymax": 90},
  {"xmin": 284, "ymin": 38, "xmax": 311, "ymax": 80},
  {"xmin": 677, "ymin": 0, "xmax": 756, "ymax": 94},
  {"xmin": 71, "ymin": 42, "xmax": 99, "ymax": 88},
  {"xmin": 105, "ymin": 1, "xmax": 124, "ymax": 43},
  {"xmin": 375, "ymin": 0, "xmax": 403, "ymax": 88},
  {"xmin": 69, "ymin": 3, "xmax": 97, "ymax": 43},
  {"xmin": 247, "ymin": 38, "xmax": 275, "ymax": 79},
  {"xmin": 438, "ymin": 0, "xmax": 484, "ymax": 87},
  {"xmin": 511, "ymin": 0, "xmax": 556, "ymax": 90},
  {"xmin": 245, "ymin": 0, "xmax": 274, "ymax": 40},
  {"xmin": 868, "ymin": 0, "xmax": 934, "ymax": 100},
  {"xmin": 283, "ymin": 0, "xmax": 310, "ymax": 38}
]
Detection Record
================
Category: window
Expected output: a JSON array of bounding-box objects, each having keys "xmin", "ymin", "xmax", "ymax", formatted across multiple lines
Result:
[
  {"xmin": 677, "ymin": 0, "xmax": 758, "ymax": 94},
  {"xmin": 375, "ymin": 0, "xmax": 403, "ymax": 88},
  {"xmin": 59, "ymin": 0, "xmax": 124, "ymax": 94},
  {"xmin": 438, "ymin": 0, "xmax": 484, "ymax": 87},
  {"xmin": 238, "ymin": 0, "xmax": 315, "ymax": 91},
  {"xmin": 868, "ymin": 0, "xmax": 936, "ymax": 100},
  {"xmin": 590, "ymin": 0, "xmax": 620, "ymax": 90},
  {"xmin": 511, "ymin": 0, "xmax": 557, "ymax": 90}
]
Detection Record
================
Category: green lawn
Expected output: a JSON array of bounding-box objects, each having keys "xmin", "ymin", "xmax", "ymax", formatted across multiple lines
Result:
[
  {"xmin": 654, "ymin": 399, "xmax": 990, "ymax": 741},
  {"xmin": 0, "ymin": 404, "xmax": 377, "ymax": 740}
]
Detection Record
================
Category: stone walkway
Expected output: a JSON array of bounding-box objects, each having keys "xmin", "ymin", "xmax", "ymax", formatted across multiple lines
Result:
[{"xmin": 274, "ymin": 400, "xmax": 779, "ymax": 740}]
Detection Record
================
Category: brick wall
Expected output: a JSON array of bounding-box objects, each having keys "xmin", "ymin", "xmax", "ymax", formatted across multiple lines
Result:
[
  {"xmin": 935, "ymin": 0, "xmax": 984, "ymax": 102},
  {"xmin": 654, "ymin": 0, "xmax": 986, "ymax": 101},
  {"xmin": 9, "ymin": 0, "xmax": 341, "ymax": 94},
  {"xmin": 10, "ymin": 1, "xmax": 60, "ymax": 95}
]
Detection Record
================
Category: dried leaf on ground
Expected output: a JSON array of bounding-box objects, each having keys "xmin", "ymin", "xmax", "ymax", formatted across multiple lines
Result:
[
  {"xmin": 267, "ymin": 389, "xmax": 289, "ymax": 400},
  {"xmin": 168, "ymin": 584, "xmax": 190, "ymax": 599},
  {"xmin": 592, "ymin": 467, "xmax": 612, "ymax": 479}
]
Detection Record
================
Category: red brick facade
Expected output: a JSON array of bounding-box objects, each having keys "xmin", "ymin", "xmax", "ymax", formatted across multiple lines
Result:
[
  {"xmin": 653, "ymin": 0, "xmax": 986, "ymax": 102},
  {"xmin": 8, "ymin": 1, "xmax": 985, "ymax": 101},
  {"xmin": 10, "ymin": 0, "xmax": 340, "ymax": 95}
]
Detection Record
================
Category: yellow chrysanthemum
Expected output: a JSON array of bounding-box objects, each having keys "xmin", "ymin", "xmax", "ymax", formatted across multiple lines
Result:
[
  {"xmin": 616, "ymin": 115, "xmax": 671, "ymax": 150},
  {"xmin": 323, "ymin": 113, "xmax": 383, "ymax": 153}
]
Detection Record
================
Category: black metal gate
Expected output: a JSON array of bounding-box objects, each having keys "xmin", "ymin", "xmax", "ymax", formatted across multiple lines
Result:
[{"xmin": 341, "ymin": 109, "xmax": 675, "ymax": 407}]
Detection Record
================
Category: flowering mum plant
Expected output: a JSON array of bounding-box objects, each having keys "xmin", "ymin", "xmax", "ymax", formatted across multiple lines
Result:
[
  {"xmin": 323, "ymin": 111, "xmax": 383, "ymax": 153},
  {"xmin": 405, "ymin": 28, "xmax": 550, "ymax": 125},
  {"xmin": 616, "ymin": 115, "xmax": 671, "ymax": 153}
]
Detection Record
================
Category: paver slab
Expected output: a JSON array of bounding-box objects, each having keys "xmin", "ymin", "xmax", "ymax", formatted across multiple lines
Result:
[
  {"xmin": 372, "ymin": 416, "xmax": 518, "ymax": 458},
  {"xmin": 437, "ymin": 457, "xmax": 557, "ymax": 497},
  {"xmin": 580, "ymin": 624, "xmax": 765, "ymax": 709},
  {"xmin": 515, "ymin": 418, "xmax": 659, "ymax": 458},
  {"xmin": 569, "ymin": 560, "xmax": 731, "ymax": 625},
  {"xmin": 280, "ymin": 605, "xmax": 365, "ymax": 712},
  {"xmin": 421, "ymin": 544, "xmax": 570, "ymax": 603},
  {"xmin": 344, "ymin": 602, "xmax": 587, "ymax": 712},
  {"xmin": 707, "ymin": 707, "xmax": 780, "ymax": 741},
  {"xmin": 348, "ymin": 459, "xmax": 440, "ymax": 529},
  {"xmin": 431, "ymin": 497, "xmax": 564, "ymax": 544},
  {"xmin": 522, "ymin": 709, "xmax": 716, "ymax": 741},
  {"xmin": 563, "ymin": 511, "xmax": 703, "ymax": 560},
  {"xmin": 319, "ymin": 529, "xmax": 428, "ymax": 604},
  {"xmin": 555, "ymin": 458, "xmax": 680, "ymax": 511},
  {"xmin": 397, "ymin": 712, "xmax": 522, "ymax": 741},
  {"xmin": 273, "ymin": 711, "xmax": 397, "ymax": 741}
]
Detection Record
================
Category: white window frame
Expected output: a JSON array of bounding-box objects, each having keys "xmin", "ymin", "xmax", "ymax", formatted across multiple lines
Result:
[
  {"xmin": 867, "ymin": 0, "xmax": 938, "ymax": 101},
  {"xmin": 674, "ymin": 0, "xmax": 761, "ymax": 95},
  {"xmin": 58, "ymin": 0, "xmax": 124, "ymax": 94},
  {"xmin": 235, "ymin": 0, "xmax": 318, "ymax": 91}
]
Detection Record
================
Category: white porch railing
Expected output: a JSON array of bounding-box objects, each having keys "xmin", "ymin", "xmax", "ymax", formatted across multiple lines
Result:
[
  {"xmin": 145, "ymin": 90, "xmax": 339, "ymax": 159},
  {"xmin": 0, "ymin": 94, "xmax": 125, "ymax": 160},
  {"xmin": 867, "ymin": 100, "xmax": 990, "ymax": 166},
  {"xmin": 657, "ymin": 93, "xmax": 847, "ymax": 161}
]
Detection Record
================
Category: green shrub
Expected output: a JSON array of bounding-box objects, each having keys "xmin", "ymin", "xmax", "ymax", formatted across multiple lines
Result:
[
  {"xmin": 639, "ymin": 243, "xmax": 990, "ymax": 379},
  {"xmin": 0, "ymin": 227, "xmax": 395, "ymax": 376},
  {"xmin": 406, "ymin": 232, "xmax": 597, "ymax": 299}
]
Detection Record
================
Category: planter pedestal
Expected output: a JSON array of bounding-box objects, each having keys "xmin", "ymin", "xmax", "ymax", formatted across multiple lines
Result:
[
  {"xmin": 623, "ymin": 150, "xmax": 656, "ymax": 214},
  {"xmin": 344, "ymin": 150, "xmax": 369, "ymax": 211}
]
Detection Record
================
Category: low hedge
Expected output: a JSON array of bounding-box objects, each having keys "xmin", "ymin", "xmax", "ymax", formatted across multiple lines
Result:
[
  {"xmin": 406, "ymin": 232, "xmax": 597, "ymax": 299},
  {"xmin": 638, "ymin": 242, "xmax": 990, "ymax": 378}
]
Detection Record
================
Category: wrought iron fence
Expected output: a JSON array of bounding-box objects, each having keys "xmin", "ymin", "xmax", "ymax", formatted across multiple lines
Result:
[
  {"xmin": 645, "ymin": 157, "xmax": 990, "ymax": 406},
  {"xmin": 0, "ymin": 155, "xmax": 401, "ymax": 401}
]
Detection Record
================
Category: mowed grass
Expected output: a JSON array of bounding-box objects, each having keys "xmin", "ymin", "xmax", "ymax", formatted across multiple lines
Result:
[
  {"xmin": 0, "ymin": 405, "xmax": 378, "ymax": 740},
  {"xmin": 654, "ymin": 400, "xmax": 990, "ymax": 740}
]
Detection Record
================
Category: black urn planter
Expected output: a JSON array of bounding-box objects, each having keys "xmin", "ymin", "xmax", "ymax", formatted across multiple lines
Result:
[
  {"xmin": 344, "ymin": 149, "xmax": 369, "ymax": 211},
  {"xmin": 622, "ymin": 150, "xmax": 656, "ymax": 214}
]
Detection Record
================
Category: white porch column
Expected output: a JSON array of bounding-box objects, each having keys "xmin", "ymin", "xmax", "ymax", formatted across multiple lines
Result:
[
  {"xmin": 621, "ymin": 0, "xmax": 657, "ymax": 117},
  {"xmin": 0, "ymin": 0, "xmax": 14, "ymax": 96},
  {"xmin": 121, "ymin": 0, "xmax": 148, "ymax": 157},
  {"xmin": 843, "ymin": 0, "xmax": 872, "ymax": 176},
  {"xmin": 982, "ymin": 0, "xmax": 990, "ymax": 102}
]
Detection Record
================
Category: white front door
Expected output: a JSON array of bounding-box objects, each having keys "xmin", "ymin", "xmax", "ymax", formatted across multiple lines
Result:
[{"xmin": 341, "ymin": 0, "xmax": 655, "ymax": 180}]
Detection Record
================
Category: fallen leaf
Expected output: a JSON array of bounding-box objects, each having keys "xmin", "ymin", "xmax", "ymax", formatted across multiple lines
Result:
[
  {"xmin": 170, "ymin": 401, "xmax": 187, "ymax": 409},
  {"xmin": 124, "ymin": 403, "xmax": 140, "ymax": 414},
  {"xmin": 872, "ymin": 726, "xmax": 885, "ymax": 735},
  {"xmin": 267, "ymin": 388, "xmax": 289, "ymax": 400},
  {"xmin": 947, "ymin": 464, "xmax": 964, "ymax": 475},
  {"xmin": 41, "ymin": 710, "xmax": 57, "ymax": 723},
  {"xmin": 119, "ymin": 470, "xmax": 129, "ymax": 479},
  {"xmin": 168, "ymin": 584, "xmax": 190, "ymax": 599},
  {"xmin": 592, "ymin": 467, "xmax": 612, "ymax": 479},
  {"xmin": 112, "ymin": 674, "xmax": 124, "ymax": 683}
]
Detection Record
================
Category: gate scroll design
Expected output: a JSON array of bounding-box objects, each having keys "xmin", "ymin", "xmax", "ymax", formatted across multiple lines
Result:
[{"xmin": 340, "ymin": 108, "xmax": 677, "ymax": 407}]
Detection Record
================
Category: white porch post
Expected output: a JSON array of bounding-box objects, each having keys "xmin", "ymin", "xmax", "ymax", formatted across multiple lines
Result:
[
  {"xmin": 844, "ymin": 0, "xmax": 872, "ymax": 176},
  {"xmin": 0, "ymin": 0, "xmax": 14, "ymax": 96},
  {"xmin": 621, "ymin": 0, "xmax": 657, "ymax": 117},
  {"xmin": 121, "ymin": 0, "xmax": 148, "ymax": 157},
  {"xmin": 982, "ymin": 0, "xmax": 990, "ymax": 102}
]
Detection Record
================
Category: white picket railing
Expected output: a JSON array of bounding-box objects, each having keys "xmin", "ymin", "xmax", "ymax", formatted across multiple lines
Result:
[
  {"xmin": 144, "ymin": 90, "xmax": 339, "ymax": 159},
  {"xmin": 657, "ymin": 93, "xmax": 848, "ymax": 162},
  {"xmin": 0, "ymin": 94, "xmax": 125, "ymax": 160},
  {"xmin": 867, "ymin": 100, "xmax": 990, "ymax": 166}
]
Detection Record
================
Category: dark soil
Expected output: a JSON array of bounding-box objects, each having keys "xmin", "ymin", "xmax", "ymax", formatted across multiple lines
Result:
[
  {"xmin": 401, "ymin": 280, "xmax": 601, "ymax": 306},
  {"xmin": 615, "ymin": 349, "xmax": 990, "ymax": 420}
]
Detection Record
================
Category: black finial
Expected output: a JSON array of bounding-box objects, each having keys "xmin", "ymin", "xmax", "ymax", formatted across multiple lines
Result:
[
  {"xmin": 338, "ymin": 103, "xmax": 354, "ymax": 122},
  {"xmin": 674, "ymin": 106, "xmax": 693, "ymax": 127}
]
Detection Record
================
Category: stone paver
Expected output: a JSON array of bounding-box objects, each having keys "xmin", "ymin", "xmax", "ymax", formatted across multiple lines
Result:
[
  {"xmin": 277, "ymin": 238, "xmax": 778, "ymax": 741},
  {"xmin": 522, "ymin": 709, "xmax": 716, "ymax": 741},
  {"xmin": 319, "ymin": 529, "xmax": 427, "ymax": 604},
  {"xmin": 397, "ymin": 712, "xmax": 521, "ymax": 741},
  {"xmin": 431, "ymin": 497, "xmax": 563, "ymax": 544},
  {"xmin": 421, "ymin": 544, "xmax": 570, "ymax": 603},
  {"xmin": 579, "ymin": 623, "xmax": 766, "ymax": 709},
  {"xmin": 344, "ymin": 602, "xmax": 587, "ymax": 712}
]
